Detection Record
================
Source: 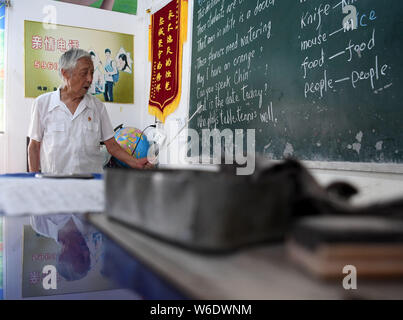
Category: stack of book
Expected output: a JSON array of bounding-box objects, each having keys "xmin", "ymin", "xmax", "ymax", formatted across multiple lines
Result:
[{"xmin": 287, "ymin": 215, "xmax": 403, "ymax": 278}]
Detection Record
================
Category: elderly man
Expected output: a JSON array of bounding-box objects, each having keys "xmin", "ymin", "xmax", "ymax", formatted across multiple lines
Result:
[{"xmin": 28, "ymin": 48, "xmax": 150, "ymax": 174}]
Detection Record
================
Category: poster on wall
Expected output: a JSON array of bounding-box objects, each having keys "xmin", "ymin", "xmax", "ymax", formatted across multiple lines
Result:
[
  {"xmin": 22, "ymin": 223, "xmax": 118, "ymax": 298},
  {"xmin": 24, "ymin": 20, "xmax": 134, "ymax": 103},
  {"xmin": 0, "ymin": 2, "xmax": 5, "ymax": 132},
  {"xmin": 55, "ymin": 0, "xmax": 137, "ymax": 16},
  {"xmin": 148, "ymin": 0, "xmax": 188, "ymax": 123}
]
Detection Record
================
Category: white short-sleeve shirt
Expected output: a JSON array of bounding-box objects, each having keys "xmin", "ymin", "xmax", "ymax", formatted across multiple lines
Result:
[{"xmin": 28, "ymin": 89, "xmax": 115, "ymax": 174}]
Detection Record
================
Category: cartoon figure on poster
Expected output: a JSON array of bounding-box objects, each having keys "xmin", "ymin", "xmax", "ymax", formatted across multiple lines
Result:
[
  {"xmin": 99, "ymin": 47, "xmax": 133, "ymax": 101},
  {"xmin": 103, "ymin": 48, "xmax": 119, "ymax": 102},
  {"xmin": 88, "ymin": 47, "xmax": 133, "ymax": 98},
  {"xmin": 116, "ymin": 47, "xmax": 133, "ymax": 74},
  {"xmin": 88, "ymin": 49, "xmax": 105, "ymax": 95}
]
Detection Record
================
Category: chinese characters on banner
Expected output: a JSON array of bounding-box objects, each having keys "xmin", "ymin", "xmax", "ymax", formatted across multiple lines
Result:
[
  {"xmin": 148, "ymin": 0, "xmax": 187, "ymax": 122},
  {"xmin": 25, "ymin": 20, "xmax": 134, "ymax": 103}
]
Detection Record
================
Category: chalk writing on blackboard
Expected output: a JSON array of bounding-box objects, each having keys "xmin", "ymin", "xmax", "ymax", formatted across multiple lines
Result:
[{"xmin": 189, "ymin": 0, "xmax": 402, "ymax": 164}]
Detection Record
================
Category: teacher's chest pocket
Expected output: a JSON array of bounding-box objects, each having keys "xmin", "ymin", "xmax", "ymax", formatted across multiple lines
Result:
[
  {"xmin": 45, "ymin": 122, "xmax": 66, "ymax": 147},
  {"xmin": 83, "ymin": 122, "xmax": 100, "ymax": 147}
]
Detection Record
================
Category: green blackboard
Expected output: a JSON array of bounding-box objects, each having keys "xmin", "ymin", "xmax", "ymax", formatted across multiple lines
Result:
[{"xmin": 188, "ymin": 0, "xmax": 403, "ymax": 164}]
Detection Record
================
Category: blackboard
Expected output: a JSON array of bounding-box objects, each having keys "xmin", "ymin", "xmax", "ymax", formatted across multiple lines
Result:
[{"xmin": 188, "ymin": 0, "xmax": 403, "ymax": 165}]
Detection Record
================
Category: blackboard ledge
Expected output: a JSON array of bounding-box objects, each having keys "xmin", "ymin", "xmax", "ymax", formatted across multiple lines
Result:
[
  {"xmin": 301, "ymin": 161, "xmax": 403, "ymax": 174},
  {"xmin": 183, "ymin": 157, "xmax": 403, "ymax": 174}
]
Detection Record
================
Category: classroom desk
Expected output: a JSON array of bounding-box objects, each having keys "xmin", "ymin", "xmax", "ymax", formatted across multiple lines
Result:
[
  {"xmin": 0, "ymin": 173, "xmax": 132, "ymax": 299},
  {"xmin": 1, "ymin": 173, "xmax": 403, "ymax": 300},
  {"xmin": 87, "ymin": 213, "xmax": 403, "ymax": 300}
]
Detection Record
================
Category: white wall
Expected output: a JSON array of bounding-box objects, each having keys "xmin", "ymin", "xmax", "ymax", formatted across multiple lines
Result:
[
  {"xmin": 0, "ymin": 133, "xmax": 5, "ymax": 173},
  {"xmin": 2, "ymin": 0, "xmax": 150, "ymax": 173},
  {"xmin": 0, "ymin": 3, "xmax": 8, "ymax": 174}
]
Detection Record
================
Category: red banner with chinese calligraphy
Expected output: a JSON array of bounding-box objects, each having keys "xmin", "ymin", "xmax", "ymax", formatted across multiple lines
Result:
[{"xmin": 148, "ymin": 0, "xmax": 188, "ymax": 122}]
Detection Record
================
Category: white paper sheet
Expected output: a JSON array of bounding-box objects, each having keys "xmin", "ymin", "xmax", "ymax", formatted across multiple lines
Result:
[{"xmin": 0, "ymin": 178, "xmax": 104, "ymax": 216}]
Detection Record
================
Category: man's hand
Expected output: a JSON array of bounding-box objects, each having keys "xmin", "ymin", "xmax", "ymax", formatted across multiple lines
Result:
[
  {"xmin": 144, "ymin": 161, "xmax": 155, "ymax": 169},
  {"xmin": 131, "ymin": 157, "xmax": 153, "ymax": 169},
  {"xmin": 104, "ymin": 137, "xmax": 154, "ymax": 169}
]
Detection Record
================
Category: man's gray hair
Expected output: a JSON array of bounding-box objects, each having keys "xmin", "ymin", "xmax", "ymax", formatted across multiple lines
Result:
[{"xmin": 58, "ymin": 48, "xmax": 91, "ymax": 79}]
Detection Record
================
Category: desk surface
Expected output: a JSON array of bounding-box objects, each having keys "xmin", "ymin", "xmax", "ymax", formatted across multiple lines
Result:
[{"xmin": 87, "ymin": 214, "xmax": 403, "ymax": 300}]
